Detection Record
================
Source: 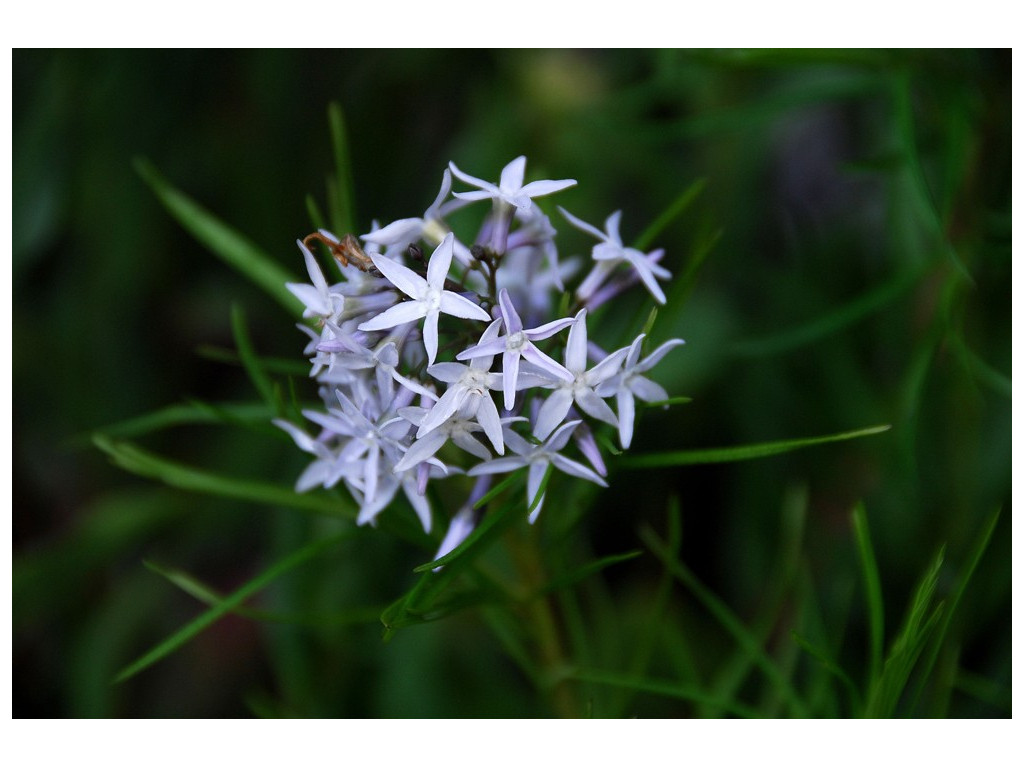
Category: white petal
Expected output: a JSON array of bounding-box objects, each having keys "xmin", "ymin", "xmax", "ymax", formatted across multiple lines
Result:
[
  {"xmin": 519, "ymin": 178, "xmax": 576, "ymax": 198},
  {"xmin": 524, "ymin": 315, "xmax": 574, "ymax": 341},
  {"xmin": 369, "ymin": 252, "xmax": 427, "ymax": 299},
  {"xmin": 534, "ymin": 388, "xmax": 574, "ymax": 441},
  {"xmin": 362, "ymin": 218, "xmax": 423, "ymax": 247},
  {"xmin": 558, "ymin": 206, "xmax": 609, "ymax": 242},
  {"xmin": 449, "ymin": 161, "xmax": 500, "ymax": 194},
  {"xmin": 498, "ymin": 288, "xmax": 523, "ymax": 334},
  {"xmin": 545, "ymin": 419, "xmax": 582, "ymax": 453},
  {"xmin": 452, "ymin": 431, "xmax": 492, "ymax": 461},
  {"xmin": 550, "ymin": 454, "xmax": 608, "ymax": 487},
  {"xmin": 394, "ymin": 431, "xmax": 448, "ymax": 472},
  {"xmin": 416, "ymin": 386, "xmax": 466, "ymax": 437},
  {"xmin": 427, "ymin": 232, "xmax": 455, "ymax": 288},
  {"xmin": 604, "ymin": 210, "xmax": 623, "ymax": 245},
  {"xmin": 468, "ymin": 456, "xmax": 528, "ymax": 476},
  {"xmin": 357, "ymin": 300, "xmax": 427, "ymax": 332},
  {"xmin": 499, "ymin": 156, "xmax": 527, "ymax": 191},
  {"xmin": 575, "ymin": 388, "xmax": 618, "ymax": 428},
  {"xmin": 422, "ymin": 311, "xmax": 440, "ymax": 365},
  {"xmin": 522, "ymin": 344, "xmax": 573, "ymax": 382},
  {"xmin": 401, "ymin": 476, "xmax": 432, "ymax": 533},
  {"xmin": 629, "ymin": 375, "xmax": 668, "ymax": 403},
  {"xmin": 635, "ymin": 339, "xmax": 685, "ymax": 372},
  {"xmin": 564, "ymin": 309, "xmax": 589, "ymax": 372},
  {"xmin": 439, "ymin": 291, "xmax": 491, "ymax": 321},
  {"xmin": 617, "ymin": 389, "xmax": 636, "ymax": 449},
  {"xmin": 476, "ymin": 394, "xmax": 504, "ymax": 454},
  {"xmin": 427, "ymin": 362, "xmax": 469, "ymax": 384},
  {"xmin": 527, "ymin": 461, "xmax": 548, "ymax": 518}
]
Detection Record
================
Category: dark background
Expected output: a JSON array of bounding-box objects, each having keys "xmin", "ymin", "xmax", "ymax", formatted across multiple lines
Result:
[{"xmin": 13, "ymin": 49, "xmax": 1011, "ymax": 717}]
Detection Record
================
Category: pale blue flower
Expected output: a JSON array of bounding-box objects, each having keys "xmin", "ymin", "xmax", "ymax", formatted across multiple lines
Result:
[
  {"xmin": 533, "ymin": 309, "xmax": 630, "ymax": 440},
  {"xmin": 286, "ymin": 240, "xmax": 346, "ymax": 320},
  {"xmin": 456, "ymin": 288, "xmax": 573, "ymax": 411},
  {"xmin": 449, "ymin": 156, "xmax": 576, "ymax": 214},
  {"xmin": 357, "ymin": 232, "xmax": 491, "ymax": 364},
  {"xmin": 468, "ymin": 420, "xmax": 607, "ymax": 523},
  {"xmin": 559, "ymin": 207, "xmax": 671, "ymax": 305},
  {"xmin": 596, "ymin": 334, "xmax": 685, "ymax": 448}
]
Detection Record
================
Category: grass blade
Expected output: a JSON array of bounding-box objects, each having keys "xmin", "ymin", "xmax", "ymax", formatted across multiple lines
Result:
[
  {"xmin": 632, "ymin": 178, "xmax": 706, "ymax": 252},
  {"xmin": 114, "ymin": 532, "xmax": 349, "ymax": 683},
  {"xmin": 93, "ymin": 434, "xmax": 355, "ymax": 520},
  {"xmin": 531, "ymin": 550, "xmax": 643, "ymax": 598},
  {"xmin": 327, "ymin": 102, "xmax": 356, "ymax": 235},
  {"xmin": 134, "ymin": 157, "xmax": 300, "ymax": 315},
  {"xmin": 620, "ymin": 424, "xmax": 891, "ymax": 468},
  {"xmin": 852, "ymin": 503, "xmax": 884, "ymax": 687},
  {"xmin": 640, "ymin": 526, "xmax": 809, "ymax": 717},
  {"xmin": 231, "ymin": 303, "xmax": 280, "ymax": 413}
]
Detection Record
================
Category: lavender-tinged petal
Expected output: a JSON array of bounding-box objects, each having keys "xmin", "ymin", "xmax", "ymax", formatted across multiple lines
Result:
[
  {"xmin": 432, "ymin": 506, "xmax": 477, "ymax": 570},
  {"xmin": 448, "ymin": 161, "xmax": 500, "ymax": 193},
  {"xmin": 534, "ymin": 388, "xmax": 574, "ymax": 441},
  {"xmin": 564, "ymin": 309, "xmax": 589, "ymax": 372},
  {"xmin": 427, "ymin": 362, "xmax": 469, "ymax": 384},
  {"xmin": 526, "ymin": 315, "xmax": 575, "ymax": 341},
  {"xmin": 452, "ymin": 431, "xmax": 492, "ymax": 461},
  {"xmin": 422, "ymin": 311, "xmax": 440, "ymax": 365},
  {"xmin": 527, "ymin": 492, "xmax": 546, "ymax": 525},
  {"xmin": 617, "ymin": 389, "xmax": 636, "ymax": 450},
  {"xmin": 586, "ymin": 346, "xmax": 630, "ymax": 385},
  {"xmin": 521, "ymin": 344, "xmax": 573, "ymax": 382},
  {"xmin": 363, "ymin": 444, "xmax": 380, "ymax": 505},
  {"xmin": 298, "ymin": 241, "xmax": 329, "ymax": 292},
  {"xmin": 362, "ymin": 218, "xmax": 423, "ymax": 247},
  {"xmin": 573, "ymin": 389, "xmax": 618, "ymax": 428},
  {"xmin": 545, "ymin": 419, "xmax": 583, "ymax": 453},
  {"xmin": 629, "ymin": 376, "xmax": 669, "ymax": 403},
  {"xmin": 296, "ymin": 459, "xmax": 331, "ymax": 493},
  {"xmin": 502, "ymin": 427, "xmax": 534, "ymax": 457},
  {"xmin": 368, "ymin": 252, "xmax": 426, "ymax": 299},
  {"xmin": 476, "ymin": 394, "xmax": 504, "ymax": 454},
  {"xmin": 357, "ymin": 301, "xmax": 426, "ymax": 332},
  {"xmin": 635, "ymin": 339, "xmax": 686, "ymax": 372},
  {"xmin": 604, "ymin": 210, "xmax": 624, "ymax": 245},
  {"xmin": 394, "ymin": 431, "xmax": 448, "ymax": 473},
  {"xmin": 625, "ymin": 334, "xmax": 646, "ymax": 368},
  {"xmin": 498, "ymin": 288, "xmax": 523, "ymax": 334},
  {"xmin": 416, "ymin": 386, "xmax": 466, "ymax": 438},
  {"xmin": 426, "ymin": 169, "xmax": 453, "ymax": 218},
  {"xmin": 439, "ymin": 291, "xmax": 491, "ymax": 322},
  {"xmin": 416, "ymin": 462, "xmax": 430, "ymax": 495},
  {"xmin": 398, "ymin": 405, "xmax": 428, "ymax": 427},
  {"xmin": 426, "ymin": 233, "xmax": 455, "ymax": 288},
  {"xmin": 402, "ymin": 475, "xmax": 432, "ymax": 533},
  {"xmin": 557, "ymin": 206, "xmax": 609, "ymax": 242},
  {"xmin": 467, "ymin": 456, "xmax": 528, "ymax": 476},
  {"xmin": 549, "ymin": 453, "xmax": 609, "ymax": 487},
  {"xmin": 286, "ymin": 283, "xmax": 330, "ymax": 317},
  {"xmin": 574, "ymin": 425, "xmax": 607, "ymax": 477},
  {"xmin": 519, "ymin": 178, "xmax": 577, "ymax": 198},
  {"xmin": 456, "ymin": 337, "xmax": 507, "ymax": 361},
  {"xmin": 576, "ymin": 261, "xmax": 617, "ymax": 302},
  {"xmin": 273, "ymin": 419, "xmax": 320, "ymax": 455},
  {"xmin": 625, "ymin": 252, "xmax": 667, "ymax": 304},
  {"xmin": 527, "ymin": 461, "xmax": 549, "ymax": 520},
  {"xmin": 452, "ymin": 190, "xmax": 497, "ymax": 203},
  {"xmin": 502, "ymin": 349, "xmax": 521, "ymax": 411},
  {"xmin": 499, "ymin": 156, "xmax": 527, "ymax": 191}
]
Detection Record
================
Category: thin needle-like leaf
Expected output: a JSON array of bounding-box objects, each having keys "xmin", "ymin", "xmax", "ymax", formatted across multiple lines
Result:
[
  {"xmin": 852, "ymin": 503, "xmax": 885, "ymax": 687},
  {"xmin": 621, "ymin": 424, "xmax": 891, "ymax": 468},
  {"xmin": 114, "ymin": 532, "xmax": 349, "ymax": 683},
  {"xmin": 134, "ymin": 158, "xmax": 300, "ymax": 314}
]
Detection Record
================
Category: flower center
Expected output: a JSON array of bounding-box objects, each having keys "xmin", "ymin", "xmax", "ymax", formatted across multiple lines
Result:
[
  {"xmin": 423, "ymin": 286, "xmax": 442, "ymax": 312},
  {"xmin": 507, "ymin": 331, "xmax": 526, "ymax": 351}
]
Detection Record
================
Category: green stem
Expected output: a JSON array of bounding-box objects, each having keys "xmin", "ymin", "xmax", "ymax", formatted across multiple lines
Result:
[{"xmin": 507, "ymin": 526, "xmax": 578, "ymax": 718}]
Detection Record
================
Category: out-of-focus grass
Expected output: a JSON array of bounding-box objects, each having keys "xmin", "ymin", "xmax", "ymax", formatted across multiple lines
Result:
[{"xmin": 13, "ymin": 49, "xmax": 1010, "ymax": 717}]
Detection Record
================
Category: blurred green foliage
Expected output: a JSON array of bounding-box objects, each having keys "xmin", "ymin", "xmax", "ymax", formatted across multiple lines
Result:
[{"xmin": 13, "ymin": 49, "xmax": 1010, "ymax": 718}]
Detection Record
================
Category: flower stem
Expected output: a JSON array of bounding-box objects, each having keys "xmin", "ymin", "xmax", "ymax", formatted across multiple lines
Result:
[{"xmin": 507, "ymin": 525, "xmax": 578, "ymax": 718}]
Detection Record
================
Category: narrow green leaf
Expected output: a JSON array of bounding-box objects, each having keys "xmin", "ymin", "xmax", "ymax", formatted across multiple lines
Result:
[
  {"xmin": 911, "ymin": 508, "xmax": 1001, "ymax": 713},
  {"xmin": 327, "ymin": 103, "xmax": 356, "ymax": 235},
  {"xmin": 195, "ymin": 345, "xmax": 311, "ymax": 377},
  {"xmin": 568, "ymin": 669, "xmax": 761, "ymax": 719},
  {"xmin": 729, "ymin": 269, "xmax": 922, "ymax": 357},
  {"xmin": 472, "ymin": 468, "xmax": 525, "ymax": 511},
  {"xmin": 632, "ymin": 178, "xmax": 706, "ymax": 252},
  {"xmin": 76, "ymin": 401, "xmax": 273, "ymax": 443},
  {"xmin": 114, "ymin": 532, "xmax": 348, "ymax": 683},
  {"xmin": 852, "ymin": 503, "xmax": 884, "ymax": 686},
  {"xmin": 532, "ymin": 550, "xmax": 643, "ymax": 597},
  {"xmin": 640, "ymin": 527, "xmax": 809, "ymax": 717},
  {"xmin": 305, "ymin": 193, "xmax": 326, "ymax": 232},
  {"xmin": 865, "ymin": 549, "xmax": 946, "ymax": 717},
  {"xmin": 93, "ymin": 434, "xmax": 355, "ymax": 520},
  {"xmin": 620, "ymin": 424, "xmax": 891, "ymax": 468},
  {"xmin": 791, "ymin": 631, "xmax": 863, "ymax": 713},
  {"xmin": 231, "ymin": 303, "xmax": 279, "ymax": 413},
  {"xmin": 643, "ymin": 396, "xmax": 692, "ymax": 408},
  {"xmin": 133, "ymin": 157, "xmax": 300, "ymax": 314}
]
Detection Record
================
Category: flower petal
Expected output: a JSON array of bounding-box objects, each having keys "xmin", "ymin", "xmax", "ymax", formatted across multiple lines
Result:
[
  {"xmin": 565, "ymin": 309, "xmax": 589, "ymax": 372},
  {"xmin": 357, "ymin": 300, "xmax": 426, "ymax": 332},
  {"xmin": 534, "ymin": 388, "xmax": 574, "ymax": 441},
  {"xmin": 439, "ymin": 291, "xmax": 491, "ymax": 321},
  {"xmin": 617, "ymin": 389, "xmax": 636, "ymax": 449},
  {"xmin": 427, "ymin": 232, "xmax": 455, "ymax": 288}
]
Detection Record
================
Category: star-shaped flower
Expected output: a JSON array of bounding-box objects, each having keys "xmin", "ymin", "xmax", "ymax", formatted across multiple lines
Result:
[
  {"xmin": 357, "ymin": 232, "xmax": 491, "ymax": 364},
  {"xmin": 456, "ymin": 288, "xmax": 574, "ymax": 411},
  {"xmin": 449, "ymin": 156, "xmax": 576, "ymax": 214},
  {"xmin": 286, "ymin": 240, "xmax": 346, "ymax": 320},
  {"xmin": 596, "ymin": 334, "xmax": 685, "ymax": 448},
  {"xmin": 559, "ymin": 208, "xmax": 671, "ymax": 305},
  {"xmin": 468, "ymin": 421, "xmax": 607, "ymax": 523},
  {"xmin": 533, "ymin": 308, "xmax": 630, "ymax": 440}
]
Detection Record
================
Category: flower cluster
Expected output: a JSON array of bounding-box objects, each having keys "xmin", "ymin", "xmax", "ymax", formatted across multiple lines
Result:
[{"xmin": 275, "ymin": 157, "xmax": 683, "ymax": 556}]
